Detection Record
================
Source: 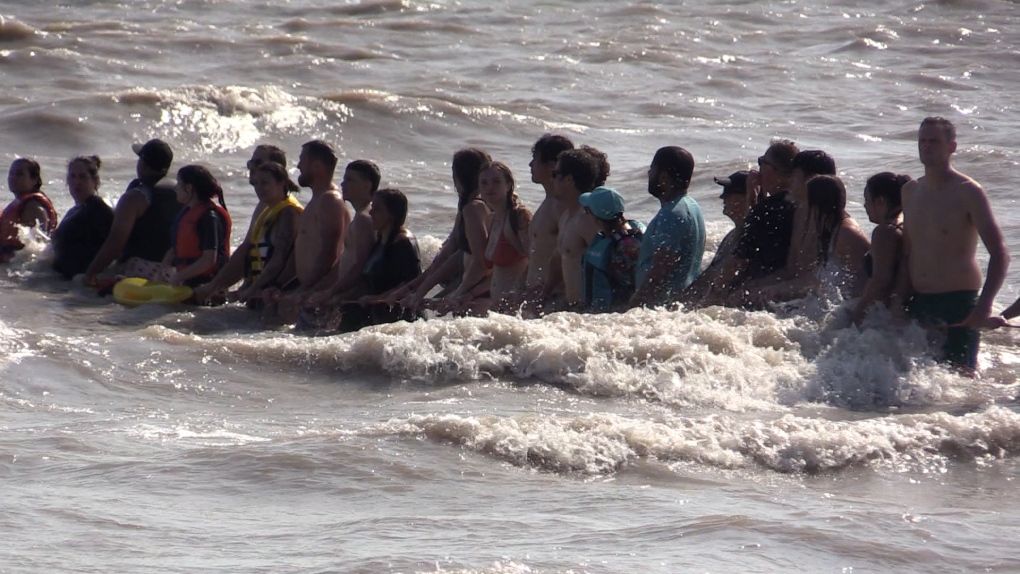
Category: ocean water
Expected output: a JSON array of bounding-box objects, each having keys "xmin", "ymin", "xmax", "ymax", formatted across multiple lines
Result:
[{"xmin": 2, "ymin": 1, "xmax": 1020, "ymax": 572}]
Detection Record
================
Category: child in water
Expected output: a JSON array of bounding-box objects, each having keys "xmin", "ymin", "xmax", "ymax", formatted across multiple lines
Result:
[
  {"xmin": 852, "ymin": 172, "xmax": 910, "ymax": 326},
  {"xmin": 1, "ymin": 158, "xmax": 58, "ymax": 263}
]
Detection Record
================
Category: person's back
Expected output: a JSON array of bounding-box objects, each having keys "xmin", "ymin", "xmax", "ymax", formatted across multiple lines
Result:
[
  {"xmin": 83, "ymin": 139, "xmax": 180, "ymax": 286},
  {"xmin": 120, "ymin": 178, "xmax": 179, "ymax": 263}
]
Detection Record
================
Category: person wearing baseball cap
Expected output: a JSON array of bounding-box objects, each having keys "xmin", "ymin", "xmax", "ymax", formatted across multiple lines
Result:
[
  {"xmin": 578, "ymin": 185, "xmax": 646, "ymax": 312},
  {"xmin": 84, "ymin": 138, "xmax": 181, "ymax": 287},
  {"xmin": 132, "ymin": 139, "xmax": 174, "ymax": 174},
  {"xmin": 680, "ymin": 171, "xmax": 751, "ymax": 306}
]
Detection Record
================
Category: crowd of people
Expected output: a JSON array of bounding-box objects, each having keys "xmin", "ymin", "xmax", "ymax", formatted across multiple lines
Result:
[{"xmin": 1, "ymin": 117, "xmax": 1016, "ymax": 373}]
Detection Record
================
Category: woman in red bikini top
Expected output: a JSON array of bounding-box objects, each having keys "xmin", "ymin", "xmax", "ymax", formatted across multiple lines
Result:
[{"xmin": 479, "ymin": 161, "xmax": 532, "ymax": 310}]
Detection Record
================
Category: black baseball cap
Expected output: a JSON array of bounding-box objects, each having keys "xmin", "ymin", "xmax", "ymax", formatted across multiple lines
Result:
[
  {"xmin": 714, "ymin": 170, "xmax": 748, "ymax": 197},
  {"xmin": 132, "ymin": 139, "xmax": 173, "ymax": 173}
]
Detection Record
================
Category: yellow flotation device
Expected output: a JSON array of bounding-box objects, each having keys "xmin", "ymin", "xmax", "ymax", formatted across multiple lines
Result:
[{"xmin": 112, "ymin": 277, "xmax": 194, "ymax": 307}]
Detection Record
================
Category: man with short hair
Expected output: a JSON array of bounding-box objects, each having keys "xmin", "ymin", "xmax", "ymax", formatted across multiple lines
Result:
[
  {"xmin": 302, "ymin": 160, "xmax": 381, "ymax": 320},
  {"xmin": 193, "ymin": 144, "xmax": 296, "ymax": 303},
  {"xmin": 522, "ymin": 134, "xmax": 574, "ymax": 292},
  {"xmin": 84, "ymin": 138, "xmax": 180, "ymax": 287},
  {"xmin": 546, "ymin": 148, "xmax": 602, "ymax": 308},
  {"xmin": 895, "ymin": 116, "xmax": 1009, "ymax": 372},
  {"xmin": 630, "ymin": 146, "xmax": 705, "ymax": 307},
  {"xmin": 265, "ymin": 140, "xmax": 350, "ymax": 324}
]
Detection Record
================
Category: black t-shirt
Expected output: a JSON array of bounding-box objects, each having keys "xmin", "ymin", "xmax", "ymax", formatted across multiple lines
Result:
[
  {"xmin": 733, "ymin": 190, "xmax": 796, "ymax": 282},
  {"xmin": 121, "ymin": 179, "xmax": 181, "ymax": 263},
  {"xmin": 51, "ymin": 195, "xmax": 115, "ymax": 279},
  {"xmin": 338, "ymin": 233, "xmax": 423, "ymax": 332},
  {"xmin": 363, "ymin": 233, "xmax": 423, "ymax": 296}
]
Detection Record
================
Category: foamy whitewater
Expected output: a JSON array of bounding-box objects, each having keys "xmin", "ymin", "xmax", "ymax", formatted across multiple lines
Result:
[{"xmin": 2, "ymin": 1, "xmax": 1020, "ymax": 572}]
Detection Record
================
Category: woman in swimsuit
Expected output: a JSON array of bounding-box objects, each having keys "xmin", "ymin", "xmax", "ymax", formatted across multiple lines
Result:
[
  {"xmin": 450, "ymin": 161, "xmax": 532, "ymax": 314},
  {"xmin": 385, "ymin": 148, "xmax": 492, "ymax": 311},
  {"xmin": 851, "ymin": 172, "xmax": 909, "ymax": 326},
  {"xmin": 751, "ymin": 175, "xmax": 869, "ymax": 305},
  {"xmin": 807, "ymin": 175, "xmax": 870, "ymax": 300}
]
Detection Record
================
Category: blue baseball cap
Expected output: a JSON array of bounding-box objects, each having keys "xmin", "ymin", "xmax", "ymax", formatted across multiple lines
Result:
[{"xmin": 579, "ymin": 186, "xmax": 625, "ymax": 221}]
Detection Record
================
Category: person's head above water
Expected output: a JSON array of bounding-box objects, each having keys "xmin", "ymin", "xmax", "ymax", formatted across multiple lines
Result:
[
  {"xmin": 8, "ymin": 157, "xmax": 42, "ymax": 196},
  {"xmin": 298, "ymin": 139, "xmax": 339, "ymax": 189},
  {"xmin": 648, "ymin": 146, "xmax": 694, "ymax": 200},
  {"xmin": 132, "ymin": 139, "xmax": 173, "ymax": 180}
]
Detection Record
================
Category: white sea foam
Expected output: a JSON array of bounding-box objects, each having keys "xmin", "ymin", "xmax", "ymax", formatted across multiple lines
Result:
[
  {"xmin": 118, "ymin": 85, "xmax": 352, "ymax": 153},
  {"xmin": 371, "ymin": 405, "xmax": 1020, "ymax": 476},
  {"xmin": 142, "ymin": 296, "xmax": 999, "ymax": 413}
]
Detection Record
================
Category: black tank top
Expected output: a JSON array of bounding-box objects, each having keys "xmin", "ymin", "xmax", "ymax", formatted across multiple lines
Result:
[{"xmin": 119, "ymin": 178, "xmax": 182, "ymax": 263}]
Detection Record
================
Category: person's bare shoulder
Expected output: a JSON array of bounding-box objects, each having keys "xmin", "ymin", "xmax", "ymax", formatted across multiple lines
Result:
[
  {"xmin": 320, "ymin": 189, "xmax": 347, "ymax": 209},
  {"xmin": 871, "ymin": 222, "xmax": 903, "ymax": 245},
  {"xmin": 461, "ymin": 198, "xmax": 489, "ymax": 218},
  {"xmin": 349, "ymin": 208, "xmax": 374, "ymax": 237}
]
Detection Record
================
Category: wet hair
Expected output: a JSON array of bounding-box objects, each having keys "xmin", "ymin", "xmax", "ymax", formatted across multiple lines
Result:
[
  {"xmin": 765, "ymin": 139, "xmax": 799, "ymax": 175},
  {"xmin": 255, "ymin": 144, "xmax": 288, "ymax": 167},
  {"xmin": 452, "ymin": 147, "xmax": 492, "ymax": 208},
  {"xmin": 452, "ymin": 148, "xmax": 492, "ymax": 250},
  {"xmin": 11, "ymin": 158, "xmax": 42, "ymax": 193},
  {"xmin": 531, "ymin": 134, "xmax": 574, "ymax": 164},
  {"xmin": 792, "ymin": 150, "xmax": 836, "ymax": 178},
  {"xmin": 579, "ymin": 145, "xmax": 610, "ymax": 187},
  {"xmin": 373, "ymin": 187, "xmax": 408, "ymax": 246},
  {"xmin": 302, "ymin": 139, "xmax": 339, "ymax": 173},
  {"xmin": 484, "ymin": 161, "xmax": 530, "ymax": 234},
  {"xmin": 865, "ymin": 172, "xmax": 910, "ymax": 214},
  {"xmin": 67, "ymin": 155, "xmax": 102, "ymax": 188},
  {"xmin": 177, "ymin": 164, "xmax": 227, "ymax": 210},
  {"xmin": 807, "ymin": 175, "xmax": 847, "ymax": 265},
  {"xmin": 257, "ymin": 161, "xmax": 300, "ymax": 194},
  {"xmin": 651, "ymin": 146, "xmax": 695, "ymax": 194},
  {"xmin": 555, "ymin": 148, "xmax": 599, "ymax": 194},
  {"xmin": 346, "ymin": 159, "xmax": 381, "ymax": 193},
  {"xmin": 921, "ymin": 116, "xmax": 956, "ymax": 142}
]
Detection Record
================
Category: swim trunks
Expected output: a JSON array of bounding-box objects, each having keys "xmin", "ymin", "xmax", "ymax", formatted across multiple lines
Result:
[{"xmin": 908, "ymin": 290, "xmax": 979, "ymax": 371}]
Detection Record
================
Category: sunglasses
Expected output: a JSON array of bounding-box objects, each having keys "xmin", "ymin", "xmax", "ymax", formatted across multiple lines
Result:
[{"xmin": 246, "ymin": 158, "xmax": 263, "ymax": 170}]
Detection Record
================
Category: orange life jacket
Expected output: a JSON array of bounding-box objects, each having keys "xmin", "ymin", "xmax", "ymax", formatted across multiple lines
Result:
[
  {"xmin": 1, "ymin": 192, "xmax": 58, "ymax": 250},
  {"xmin": 171, "ymin": 201, "xmax": 232, "ymax": 279}
]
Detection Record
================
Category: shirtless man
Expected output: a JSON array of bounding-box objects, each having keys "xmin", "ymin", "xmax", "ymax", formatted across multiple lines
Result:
[
  {"xmin": 545, "ymin": 148, "xmax": 602, "ymax": 308},
  {"xmin": 84, "ymin": 139, "xmax": 179, "ymax": 287},
  {"xmin": 520, "ymin": 134, "xmax": 574, "ymax": 296},
  {"xmin": 265, "ymin": 140, "xmax": 350, "ymax": 324},
  {"xmin": 894, "ymin": 117, "xmax": 1009, "ymax": 372},
  {"xmin": 302, "ymin": 160, "xmax": 380, "ymax": 318},
  {"xmin": 192, "ymin": 144, "xmax": 294, "ymax": 302}
]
